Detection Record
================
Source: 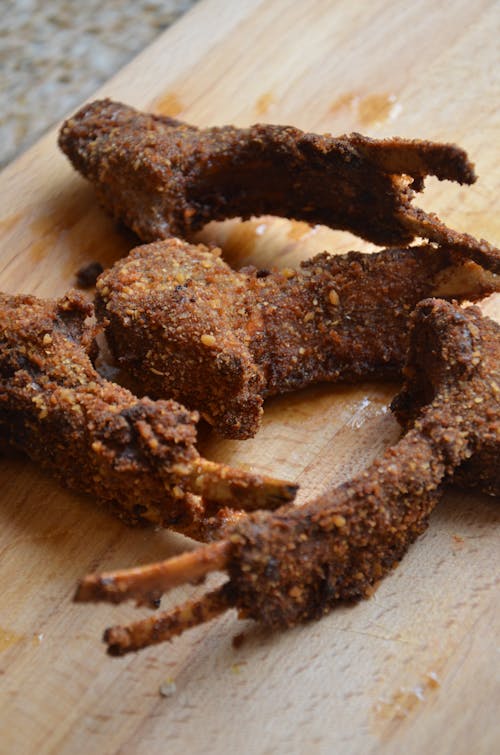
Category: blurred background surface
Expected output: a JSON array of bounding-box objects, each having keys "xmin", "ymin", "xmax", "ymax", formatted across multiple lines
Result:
[{"xmin": 0, "ymin": 0, "xmax": 198, "ymax": 167}]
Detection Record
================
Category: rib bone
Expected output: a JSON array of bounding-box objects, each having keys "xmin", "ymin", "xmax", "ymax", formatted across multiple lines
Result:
[
  {"xmin": 75, "ymin": 299, "xmax": 500, "ymax": 653},
  {"xmin": 0, "ymin": 292, "xmax": 297, "ymax": 540},
  {"xmin": 59, "ymin": 99, "xmax": 500, "ymax": 272}
]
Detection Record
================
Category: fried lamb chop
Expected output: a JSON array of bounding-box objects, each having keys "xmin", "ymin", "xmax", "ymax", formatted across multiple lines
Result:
[
  {"xmin": 76, "ymin": 299, "xmax": 500, "ymax": 654},
  {"xmin": 58, "ymin": 99, "xmax": 500, "ymax": 272},
  {"xmin": 0, "ymin": 292, "xmax": 297, "ymax": 540},
  {"xmin": 96, "ymin": 237, "xmax": 499, "ymax": 438}
]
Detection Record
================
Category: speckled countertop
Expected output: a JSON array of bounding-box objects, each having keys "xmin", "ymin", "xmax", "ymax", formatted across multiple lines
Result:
[{"xmin": 0, "ymin": 0, "xmax": 197, "ymax": 168}]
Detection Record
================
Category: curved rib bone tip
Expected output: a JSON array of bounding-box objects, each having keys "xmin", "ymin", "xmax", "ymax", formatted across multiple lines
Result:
[
  {"xmin": 78, "ymin": 300, "xmax": 499, "ymax": 654},
  {"xmin": 75, "ymin": 541, "xmax": 231, "ymax": 605},
  {"xmin": 0, "ymin": 292, "xmax": 297, "ymax": 540},
  {"xmin": 104, "ymin": 586, "xmax": 231, "ymax": 656},
  {"xmin": 59, "ymin": 99, "xmax": 499, "ymax": 271}
]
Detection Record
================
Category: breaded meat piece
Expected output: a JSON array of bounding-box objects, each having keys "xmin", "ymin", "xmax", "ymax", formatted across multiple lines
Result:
[
  {"xmin": 59, "ymin": 99, "xmax": 500, "ymax": 272},
  {"xmin": 76, "ymin": 299, "xmax": 500, "ymax": 654},
  {"xmin": 96, "ymin": 237, "xmax": 500, "ymax": 438},
  {"xmin": 0, "ymin": 292, "xmax": 297, "ymax": 540}
]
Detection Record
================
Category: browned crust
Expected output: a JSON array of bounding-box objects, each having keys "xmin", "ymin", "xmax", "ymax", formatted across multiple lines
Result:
[
  {"xmin": 227, "ymin": 300, "xmax": 500, "ymax": 626},
  {"xmin": 0, "ymin": 292, "xmax": 297, "ymax": 540},
  {"xmin": 96, "ymin": 237, "xmax": 499, "ymax": 438},
  {"xmin": 228, "ymin": 302, "xmax": 499, "ymax": 627},
  {"xmin": 76, "ymin": 300, "xmax": 499, "ymax": 653},
  {"xmin": 58, "ymin": 100, "xmax": 499, "ymax": 272}
]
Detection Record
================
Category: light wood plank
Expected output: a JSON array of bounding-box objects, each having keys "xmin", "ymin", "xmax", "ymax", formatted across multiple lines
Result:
[{"xmin": 0, "ymin": 1, "xmax": 498, "ymax": 753}]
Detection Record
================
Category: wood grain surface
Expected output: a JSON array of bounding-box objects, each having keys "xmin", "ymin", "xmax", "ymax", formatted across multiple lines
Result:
[{"xmin": 0, "ymin": 1, "xmax": 499, "ymax": 753}]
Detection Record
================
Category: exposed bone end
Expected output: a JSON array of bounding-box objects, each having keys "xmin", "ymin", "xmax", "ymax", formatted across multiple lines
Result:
[
  {"xmin": 76, "ymin": 300, "xmax": 499, "ymax": 656},
  {"xmin": 431, "ymin": 259, "xmax": 500, "ymax": 298},
  {"xmin": 399, "ymin": 207, "xmax": 500, "ymax": 273},
  {"xmin": 74, "ymin": 540, "xmax": 231, "ymax": 606},
  {"xmin": 103, "ymin": 586, "xmax": 231, "ymax": 655},
  {"xmin": 60, "ymin": 99, "xmax": 498, "ymax": 253},
  {"xmin": 187, "ymin": 458, "xmax": 298, "ymax": 511}
]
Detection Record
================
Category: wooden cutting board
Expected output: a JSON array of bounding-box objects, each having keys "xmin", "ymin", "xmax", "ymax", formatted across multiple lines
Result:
[{"xmin": 0, "ymin": 1, "xmax": 498, "ymax": 753}]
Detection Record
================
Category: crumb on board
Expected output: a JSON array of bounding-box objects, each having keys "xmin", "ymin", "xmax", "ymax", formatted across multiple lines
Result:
[{"xmin": 159, "ymin": 678, "xmax": 177, "ymax": 697}]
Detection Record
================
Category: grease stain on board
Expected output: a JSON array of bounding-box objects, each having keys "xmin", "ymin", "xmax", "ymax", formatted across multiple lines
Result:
[
  {"xmin": 27, "ymin": 191, "xmax": 95, "ymax": 264},
  {"xmin": 153, "ymin": 92, "xmax": 184, "ymax": 117},
  {"xmin": 216, "ymin": 218, "xmax": 315, "ymax": 267},
  {"xmin": 286, "ymin": 220, "xmax": 312, "ymax": 241},
  {"xmin": 255, "ymin": 92, "xmax": 275, "ymax": 116},
  {"xmin": 197, "ymin": 217, "xmax": 337, "ymax": 272},
  {"xmin": 372, "ymin": 671, "xmax": 441, "ymax": 735},
  {"xmin": 223, "ymin": 221, "xmax": 261, "ymax": 263},
  {"xmin": 24, "ymin": 191, "xmax": 133, "ymax": 284},
  {"xmin": 0, "ymin": 628, "xmax": 24, "ymax": 653},
  {"xmin": 357, "ymin": 93, "xmax": 402, "ymax": 127},
  {"xmin": 329, "ymin": 92, "xmax": 357, "ymax": 114},
  {"xmin": 329, "ymin": 92, "xmax": 402, "ymax": 127},
  {"xmin": 0, "ymin": 212, "xmax": 23, "ymax": 236}
]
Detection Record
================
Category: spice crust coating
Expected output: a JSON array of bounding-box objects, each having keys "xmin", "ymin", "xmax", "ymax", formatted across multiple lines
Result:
[
  {"xmin": 0, "ymin": 291, "xmax": 297, "ymax": 539},
  {"xmin": 75, "ymin": 300, "xmax": 499, "ymax": 653},
  {"xmin": 96, "ymin": 237, "xmax": 499, "ymax": 438},
  {"xmin": 58, "ymin": 99, "xmax": 500, "ymax": 272},
  {"xmin": 228, "ymin": 302, "xmax": 500, "ymax": 627}
]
